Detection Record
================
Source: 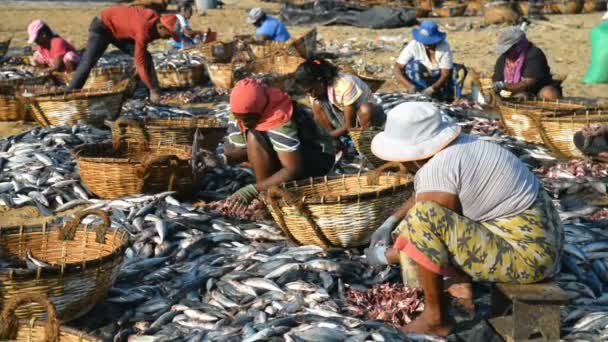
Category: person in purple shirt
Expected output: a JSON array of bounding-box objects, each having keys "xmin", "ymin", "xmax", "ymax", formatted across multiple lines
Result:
[{"xmin": 247, "ymin": 7, "xmax": 291, "ymax": 42}]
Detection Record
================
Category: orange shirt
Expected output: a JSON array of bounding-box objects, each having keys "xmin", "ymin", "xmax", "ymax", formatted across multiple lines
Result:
[{"xmin": 101, "ymin": 6, "xmax": 159, "ymax": 88}]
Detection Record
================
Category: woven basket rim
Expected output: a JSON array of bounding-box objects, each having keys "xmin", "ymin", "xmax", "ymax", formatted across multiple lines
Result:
[
  {"xmin": 28, "ymin": 85, "xmax": 126, "ymax": 100},
  {"xmin": 498, "ymin": 98, "xmax": 591, "ymax": 110},
  {"xmin": 541, "ymin": 112, "xmax": 608, "ymax": 122},
  {"xmin": 110, "ymin": 116, "xmax": 227, "ymax": 128},
  {"xmin": 0, "ymin": 223, "xmax": 128, "ymax": 280},
  {"xmin": 265, "ymin": 173, "xmax": 413, "ymax": 204},
  {"xmin": 19, "ymin": 323, "xmax": 101, "ymax": 341}
]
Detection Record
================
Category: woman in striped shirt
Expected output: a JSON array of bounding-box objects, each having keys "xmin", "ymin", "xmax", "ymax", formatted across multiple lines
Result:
[{"xmin": 294, "ymin": 58, "xmax": 385, "ymax": 139}]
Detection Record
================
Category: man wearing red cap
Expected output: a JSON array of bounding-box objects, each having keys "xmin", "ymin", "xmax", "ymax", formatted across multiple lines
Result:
[{"xmin": 68, "ymin": 5, "xmax": 181, "ymax": 103}]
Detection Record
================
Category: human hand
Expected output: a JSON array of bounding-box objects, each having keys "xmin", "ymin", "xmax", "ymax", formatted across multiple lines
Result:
[
  {"xmin": 582, "ymin": 123, "xmax": 605, "ymax": 140},
  {"xmin": 493, "ymin": 81, "xmax": 505, "ymax": 92},
  {"xmin": 369, "ymin": 216, "xmax": 399, "ymax": 248},
  {"xmin": 364, "ymin": 246, "xmax": 388, "ymax": 267},
  {"xmin": 227, "ymin": 184, "xmax": 259, "ymax": 212},
  {"xmin": 422, "ymin": 86, "xmax": 435, "ymax": 96}
]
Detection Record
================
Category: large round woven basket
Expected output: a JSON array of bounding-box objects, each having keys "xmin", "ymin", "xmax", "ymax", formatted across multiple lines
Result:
[
  {"xmin": 0, "ymin": 75, "xmax": 51, "ymax": 121},
  {"xmin": 74, "ymin": 143, "xmax": 193, "ymax": 199},
  {"xmin": 183, "ymin": 41, "xmax": 235, "ymax": 63},
  {"xmin": 57, "ymin": 64, "xmax": 135, "ymax": 91},
  {"xmin": 497, "ymin": 99, "xmax": 588, "ymax": 144},
  {"xmin": 0, "ymin": 38, "xmax": 11, "ymax": 60},
  {"xmin": 484, "ymin": 1, "xmax": 520, "ymax": 24},
  {"xmin": 207, "ymin": 62, "xmax": 234, "ymax": 89},
  {"xmin": 434, "ymin": 2, "xmax": 468, "ymax": 17},
  {"xmin": 241, "ymin": 55, "xmax": 304, "ymax": 91},
  {"xmin": 583, "ymin": 0, "xmax": 605, "ymax": 12},
  {"xmin": 539, "ymin": 109, "xmax": 608, "ymax": 158},
  {"xmin": 248, "ymin": 40, "xmax": 286, "ymax": 59},
  {"xmin": 0, "ymin": 210, "xmax": 128, "ymax": 322},
  {"xmin": 1, "ymin": 293, "xmax": 101, "ymax": 341},
  {"xmin": 349, "ymin": 127, "xmax": 385, "ymax": 168},
  {"xmin": 108, "ymin": 115, "xmax": 226, "ymax": 155},
  {"xmin": 551, "ymin": 0, "xmax": 584, "ymax": 13},
  {"xmin": 26, "ymin": 80, "xmax": 129, "ymax": 127},
  {"xmin": 263, "ymin": 162, "xmax": 414, "ymax": 249},
  {"xmin": 157, "ymin": 64, "xmax": 207, "ymax": 89}
]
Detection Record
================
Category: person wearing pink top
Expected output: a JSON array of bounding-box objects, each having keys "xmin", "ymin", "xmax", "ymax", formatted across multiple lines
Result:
[{"xmin": 27, "ymin": 20, "xmax": 80, "ymax": 72}]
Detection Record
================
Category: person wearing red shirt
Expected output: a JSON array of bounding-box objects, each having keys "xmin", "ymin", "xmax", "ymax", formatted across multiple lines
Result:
[
  {"xmin": 27, "ymin": 20, "xmax": 80, "ymax": 73},
  {"xmin": 68, "ymin": 5, "xmax": 180, "ymax": 103}
]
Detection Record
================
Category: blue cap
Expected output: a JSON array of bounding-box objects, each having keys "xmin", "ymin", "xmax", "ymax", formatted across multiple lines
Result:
[{"xmin": 412, "ymin": 21, "xmax": 446, "ymax": 45}]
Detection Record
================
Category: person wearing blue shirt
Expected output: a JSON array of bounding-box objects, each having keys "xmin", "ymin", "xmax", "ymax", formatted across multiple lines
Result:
[{"xmin": 247, "ymin": 7, "xmax": 291, "ymax": 42}]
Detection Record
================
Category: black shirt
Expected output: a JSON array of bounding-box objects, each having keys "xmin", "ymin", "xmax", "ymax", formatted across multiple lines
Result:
[{"xmin": 492, "ymin": 44, "xmax": 553, "ymax": 95}]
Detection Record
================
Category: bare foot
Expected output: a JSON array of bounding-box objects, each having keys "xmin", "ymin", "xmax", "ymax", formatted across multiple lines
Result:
[
  {"xmin": 402, "ymin": 310, "xmax": 454, "ymax": 336},
  {"xmin": 446, "ymin": 282, "xmax": 475, "ymax": 313}
]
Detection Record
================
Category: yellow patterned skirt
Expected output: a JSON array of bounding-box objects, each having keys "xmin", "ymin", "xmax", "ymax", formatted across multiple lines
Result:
[{"xmin": 393, "ymin": 191, "xmax": 563, "ymax": 283}]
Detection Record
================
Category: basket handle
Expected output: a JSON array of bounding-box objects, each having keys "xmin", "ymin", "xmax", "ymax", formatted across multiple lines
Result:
[
  {"xmin": 62, "ymin": 209, "xmax": 110, "ymax": 244},
  {"xmin": 0, "ymin": 293, "xmax": 60, "ymax": 342},
  {"xmin": 110, "ymin": 117, "xmax": 149, "ymax": 152},
  {"xmin": 366, "ymin": 161, "xmax": 409, "ymax": 186},
  {"xmin": 136, "ymin": 154, "xmax": 182, "ymax": 193},
  {"xmin": 16, "ymin": 92, "xmax": 52, "ymax": 127},
  {"xmin": 266, "ymin": 185, "xmax": 335, "ymax": 248}
]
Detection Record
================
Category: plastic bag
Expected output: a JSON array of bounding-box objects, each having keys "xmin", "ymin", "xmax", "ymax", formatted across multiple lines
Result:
[{"xmin": 583, "ymin": 21, "xmax": 608, "ymax": 84}]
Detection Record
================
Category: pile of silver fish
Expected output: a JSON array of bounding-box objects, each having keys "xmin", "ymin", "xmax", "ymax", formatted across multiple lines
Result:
[
  {"xmin": 159, "ymin": 87, "xmax": 227, "ymax": 104},
  {"xmin": 153, "ymin": 52, "xmax": 204, "ymax": 70},
  {"xmin": 0, "ymin": 125, "xmax": 108, "ymax": 215},
  {"xmin": 95, "ymin": 52, "xmax": 133, "ymax": 69},
  {"xmin": 121, "ymin": 99, "xmax": 231, "ymax": 122},
  {"xmin": 0, "ymin": 68, "xmax": 37, "ymax": 81},
  {"xmin": 4, "ymin": 90, "xmax": 608, "ymax": 340}
]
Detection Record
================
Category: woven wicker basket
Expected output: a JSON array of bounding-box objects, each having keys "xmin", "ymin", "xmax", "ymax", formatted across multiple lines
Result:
[
  {"xmin": 349, "ymin": 127, "xmax": 385, "ymax": 168},
  {"xmin": 0, "ymin": 75, "xmax": 51, "ymax": 121},
  {"xmin": 157, "ymin": 63, "xmax": 207, "ymax": 89},
  {"xmin": 539, "ymin": 110, "xmax": 608, "ymax": 158},
  {"xmin": 263, "ymin": 162, "xmax": 414, "ymax": 249},
  {"xmin": 484, "ymin": 1, "xmax": 520, "ymax": 24},
  {"xmin": 1, "ymin": 293, "xmax": 101, "ymax": 341},
  {"xmin": 434, "ymin": 3, "xmax": 468, "ymax": 17},
  {"xmin": 0, "ymin": 38, "xmax": 11, "ymax": 60},
  {"xmin": 497, "ymin": 99, "xmax": 587, "ymax": 144},
  {"xmin": 242, "ymin": 55, "xmax": 304, "ymax": 91},
  {"xmin": 207, "ymin": 62, "xmax": 234, "ymax": 89},
  {"xmin": 183, "ymin": 41, "xmax": 235, "ymax": 63},
  {"xmin": 57, "ymin": 65, "xmax": 136, "ymax": 91},
  {"xmin": 0, "ymin": 210, "xmax": 128, "ymax": 322},
  {"xmin": 248, "ymin": 41, "xmax": 287, "ymax": 59},
  {"xmin": 285, "ymin": 28, "xmax": 317, "ymax": 59},
  {"xmin": 108, "ymin": 115, "xmax": 226, "ymax": 155},
  {"xmin": 26, "ymin": 80, "xmax": 129, "ymax": 127},
  {"xmin": 74, "ymin": 143, "xmax": 193, "ymax": 199},
  {"xmin": 583, "ymin": 0, "xmax": 605, "ymax": 12},
  {"xmin": 551, "ymin": 0, "xmax": 584, "ymax": 13}
]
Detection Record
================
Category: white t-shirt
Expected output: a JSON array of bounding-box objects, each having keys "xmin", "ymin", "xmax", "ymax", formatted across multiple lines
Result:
[
  {"xmin": 415, "ymin": 134, "xmax": 540, "ymax": 222},
  {"xmin": 396, "ymin": 40, "xmax": 453, "ymax": 71},
  {"xmin": 176, "ymin": 14, "xmax": 191, "ymax": 32}
]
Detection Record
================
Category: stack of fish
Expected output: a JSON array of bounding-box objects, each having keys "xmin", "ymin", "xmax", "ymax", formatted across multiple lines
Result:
[
  {"xmin": 0, "ymin": 125, "xmax": 108, "ymax": 215},
  {"xmin": 153, "ymin": 51, "xmax": 204, "ymax": 70},
  {"xmin": 4, "ymin": 92, "xmax": 608, "ymax": 340},
  {"xmin": 159, "ymin": 87, "xmax": 227, "ymax": 104},
  {"xmin": 95, "ymin": 52, "xmax": 133, "ymax": 69},
  {"xmin": 0, "ymin": 68, "xmax": 37, "ymax": 81},
  {"xmin": 121, "ymin": 99, "xmax": 231, "ymax": 122}
]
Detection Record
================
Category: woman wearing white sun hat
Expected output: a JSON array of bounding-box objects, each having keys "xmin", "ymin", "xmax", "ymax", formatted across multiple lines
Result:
[{"xmin": 364, "ymin": 102, "xmax": 563, "ymax": 336}]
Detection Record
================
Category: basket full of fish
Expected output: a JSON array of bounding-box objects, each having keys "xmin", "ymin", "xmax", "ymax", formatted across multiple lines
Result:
[
  {"xmin": 0, "ymin": 209, "xmax": 128, "ymax": 322},
  {"xmin": 497, "ymin": 98, "xmax": 589, "ymax": 144},
  {"xmin": 539, "ymin": 109, "xmax": 608, "ymax": 159},
  {"xmin": 263, "ymin": 162, "xmax": 414, "ymax": 249},
  {"xmin": 182, "ymin": 41, "xmax": 235, "ymax": 64},
  {"xmin": 153, "ymin": 52, "xmax": 207, "ymax": 89},
  {"xmin": 24, "ymin": 79, "xmax": 130, "ymax": 127},
  {"xmin": 74, "ymin": 142, "xmax": 193, "ymax": 199},
  {"xmin": 0, "ymin": 68, "xmax": 53, "ymax": 121},
  {"xmin": 239, "ymin": 55, "xmax": 304, "ymax": 91},
  {"xmin": 0, "ymin": 293, "xmax": 101, "ymax": 342},
  {"xmin": 108, "ymin": 115, "xmax": 226, "ymax": 155}
]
